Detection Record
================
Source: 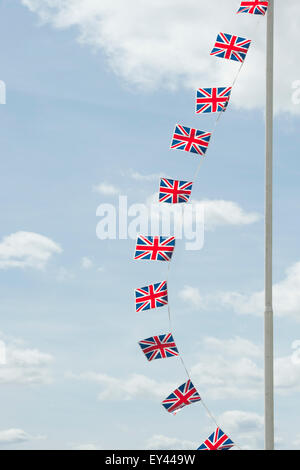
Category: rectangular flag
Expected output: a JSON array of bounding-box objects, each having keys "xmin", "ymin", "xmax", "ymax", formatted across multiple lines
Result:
[
  {"xmin": 134, "ymin": 236, "xmax": 175, "ymax": 262},
  {"xmin": 170, "ymin": 124, "xmax": 211, "ymax": 156},
  {"xmin": 135, "ymin": 281, "xmax": 168, "ymax": 312},
  {"xmin": 198, "ymin": 428, "xmax": 234, "ymax": 451},
  {"xmin": 162, "ymin": 379, "xmax": 201, "ymax": 414},
  {"xmin": 196, "ymin": 87, "xmax": 232, "ymax": 114},
  {"xmin": 138, "ymin": 333, "xmax": 179, "ymax": 361},
  {"xmin": 210, "ymin": 33, "xmax": 251, "ymax": 63},
  {"xmin": 159, "ymin": 178, "xmax": 193, "ymax": 204},
  {"xmin": 237, "ymin": 1, "xmax": 268, "ymax": 15}
]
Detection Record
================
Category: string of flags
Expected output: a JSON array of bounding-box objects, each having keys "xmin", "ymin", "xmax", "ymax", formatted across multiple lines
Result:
[{"xmin": 132, "ymin": 0, "xmax": 269, "ymax": 451}]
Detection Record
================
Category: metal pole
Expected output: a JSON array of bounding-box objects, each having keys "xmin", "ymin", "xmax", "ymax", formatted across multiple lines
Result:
[{"xmin": 265, "ymin": 0, "xmax": 274, "ymax": 451}]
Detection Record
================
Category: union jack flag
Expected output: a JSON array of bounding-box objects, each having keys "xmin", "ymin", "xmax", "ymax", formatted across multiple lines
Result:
[
  {"xmin": 196, "ymin": 87, "xmax": 232, "ymax": 114},
  {"xmin": 135, "ymin": 281, "xmax": 168, "ymax": 313},
  {"xmin": 159, "ymin": 178, "xmax": 193, "ymax": 204},
  {"xmin": 237, "ymin": 0, "xmax": 268, "ymax": 15},
  {"xmin": 138, "ymin": 333, "xmax": 179, "ymax": 362},
  {"xmin": 134, "ymin": 236, "xmax": 175, "ymax": 262},
  {"xmin": 162, "ymin": 379, "xmax": 201, "ymax": 414},
  {"xmin": 170, "ymin": 124, "xmax": 211, "ymax": 156},
  {"xmin": 198, "ymin": 427, "xmax": 234, "ymax": 451},
  {"xmin": 210, "ymin": 33, "xmax": 251, "ymax": 63}
]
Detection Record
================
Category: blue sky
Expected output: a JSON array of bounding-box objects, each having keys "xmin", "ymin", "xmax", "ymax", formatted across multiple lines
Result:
[{"xmin": 0, "ymin": 0, "xmax": 299, "ymax": 450}]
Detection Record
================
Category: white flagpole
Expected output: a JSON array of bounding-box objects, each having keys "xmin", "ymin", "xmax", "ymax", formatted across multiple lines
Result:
[{"xmin": 265, "ymin": 0, "xmax": 274, "ymax": 450}]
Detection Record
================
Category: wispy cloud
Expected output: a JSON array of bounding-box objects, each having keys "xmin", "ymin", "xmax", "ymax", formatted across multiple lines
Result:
[
  {"xmin": 145, "ymin": 435, "xmax": 197, "ymax": 451},
  {"xmin": 190, "ymin": 336, "xmax": 263, "ymax": 400},
  {"xmin": 21, "ymin": 0, "xmax": 300, "ymax": 114},
  {"xmin": 0, "ymin": 332, "xmax": 54, "ymax": 385},
  {"xmin": 0, "ymin": 429, "xmax": 43, "ymax": 445},
  {"xmin": 147, "ymin": 193, "xmax": 261, "ymax": 231},
  {"xmin": 179, "ymin": 260, "xmax": 300, "ymax": 320},
  {"xmin": 71, "ymin": 443, "xmax": 103, "ymax": 450},
  {"xmin": 81, "ymin": 257, "xmax": 93, "ymax": 269},
  {"xmin": 67, "ymin": 337, "xmax": 300, "ymax": 403},
  {"xmin": 93, "ymin": 183, "xmax": 120, "ymax": 196},
  {"xmin": 0, "ymin": 231, "xmax": 62, "ymax": 270},
  {"xmin": 191, "ymin": 336, "xmax": 300, "ymax": 400},
  {"xmin": 218, "ymin": 410, "xmax": 264, "ymax": 450},
  {"xmin": 127, "ymin": 170, "xmax": 162, "ymax": 182},
  {"xmin": 56, "ymin": 267, "xmax": 75, "ymax": 282},
  {"xmin": 199, "ymin": 199, "xmax": 261, "ymax": 230},
  {"xmin": 67, "ymin": 371, "xmax": 173, "ymax": 401}
]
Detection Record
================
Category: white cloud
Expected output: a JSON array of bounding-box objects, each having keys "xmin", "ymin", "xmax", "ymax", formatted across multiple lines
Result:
[
  {"xmin": 127, "ymin": 170, "xmax": 162, "ymax": 182},
  {"xmin": 21, "ymin": 0, "xmax": 300, "ymax": 114},
  {"xmin": 69, "ymin": 337, "xmax": 262, "ymax": 403},
  {"xmin": 67, "ymin": 336, "xmax": 300, "ymax": 406},
  {"xmin": 56, "ymin": 267, "xmax": 75, "ymax": 282},
  {"xmin": 179, "ymin": 286, "xmax": 203, "ymax": 309},
  {"xmin": 0, "ymin": 333, "xmax": 53, "ymax": 385},
  {"xmin": 200, "ymin": 199, "xmax": 261, "ymax": 230},
  {"xmin": 178, "ymin": 285, "xmax": 217, "ymax": 310},
  {"xmin": 0, "ymin": 231, "xmax": 62, "ymax": 270},
  {"xmin": 190, "ymin": 336, "xmax": 263, "ymax": 400},
  {"xmin": 146, "ymin": 193, "xmax": 261, "ymax": 238},
  {"xmin": 0, "ymin": 428, "xmax": 46, "ymax": 446},
  {"xmin": 203, "ymin": 336, "xmax": 261, "ymax": 359},
  {"xmin": 218, "ymin": 410, "xmax": 264, "ymax": 450},
  {"xmin": 181, "ymin": 260, "xmax": 300, "ymax": 320},
  {"xmin": 147, "ymin": 193, "xmax": 261, "ymax": 230},
  {"xmin": 67, "ymin": 371, "xmax": 173, "ymax": 401},
  {"xmin": 70, "ymin": 338, "xmax": 261, "ymax": 403},
  {"xmin": 72, "ymin": 443, "xmax": 102, "ymax": 450},
  {"xmin": 146, "ymin": 410, "xmax": 265, "ymax": 450},
  {"xmin": 145, "ymin": 435, "xmax": 197, "ymax": 451},
  {"xmin": 292, "ymin": 435, "xmax": 300, "ymax": 448},
  {"xmin": 221, "ymin": 261, "xmax": 300, "ymax": 320},
  {"xmin": 93, "ymin": 183, "xmax": 120, "ymax": 196},
  {"xmin": 9, "ymin": 348, "xmax": 52, "ymax": 367},
  {"xmin": 190, "ymin": 336, "xmax": 300, "ymax": 400},
  {"xmin": 129, "ymin": 194, "xmax": 260, "ymax": 250},
  {"xmin": 81, "ymin": 256, "xmax": 93, "ymax": 269},
  {"xmin": 275, "ymin": 348, "xmax": 300, "ymax": 396},
  {"xmin": 0, "ymin": 429, "xmax": 34, "ymax": 445}
]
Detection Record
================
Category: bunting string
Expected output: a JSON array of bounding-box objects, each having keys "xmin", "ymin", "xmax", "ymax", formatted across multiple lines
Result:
[
  {"xmin": 133, "ymin": 0, "xmax": 270, "ymax": 451},
  {"xmin": 164, "ymin": 258, "xmax": 244, "ymax": 449},
  {"xmin": 194, "ymin": 15, "xmax": 263, "ymax": 181}
]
